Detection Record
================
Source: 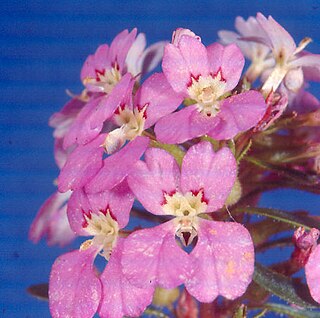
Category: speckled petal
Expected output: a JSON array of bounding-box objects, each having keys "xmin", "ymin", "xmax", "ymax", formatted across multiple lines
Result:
[
  {"xmin": 85, "ymin": 136, "xmax": 149, "ymax": 193},
  {"xmin": 208, "ymin": 90, "xmax": 266, "ymax": 140},
  {"xmin": 135, "ymin": 72, "xmax": 183, "ymax": 129},
  {"xmin": 49, "ymin": 248, "xmax": 101, "ymax": 318},
  {"xmin": 306, "ymin": 244, "xmax": 320, "ymax": 304},
  {"xmin": 63, "ymin": 97, "xmax": 105, "ymax": 149},
  {"xmin": 99, "ymin": 239, "xmax": 154, "ymax": 318},
  {"xmin": 181, "ymin": 142, "xmax": 237, "ymax": 212},
  {"xmin": 186, "ymin": 219, "xmax": 254, "ymax": 302},
  {"xmin": 162, "ymin": 43, "xmax": 190, "ymax": 94},
  {"xmin": 29, "ymin": 191, "xmax": 72, "ymax": 245},
  {"xmin": 155, "ymin": 105, "xmax": 218, "ymax": 144},
  {"xmin": 58, "ymin": 134, "xmax": 105, "ymax": 193},
  {"xmin": 109, "ymin": 29, "xmax": 137, "ymax": 70},
  {"xmin": 122, "ymin": 220, "xmax": 190, "ymax": 289},
  {"xmin": 89, "ymin": 73, "xmax": 134, "ymax": 131},
  {"xmin": 177, "ymin": 35, "xmax": 209, "ymax": 79},
  {"xmin": 127, "ymin": 147, "xmax": 180, "ymax": 216}
]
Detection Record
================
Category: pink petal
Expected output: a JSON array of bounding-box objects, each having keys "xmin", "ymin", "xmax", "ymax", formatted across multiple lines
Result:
[
  {"xmin": 49, "ymin": 248, "xmax": 102, "ymax": 318},
  {"xmin": 98, "ymin": 239, "xmax": 154, "ymax": 318},
  {"xmin": 206, "ymin": 42, "xmax": 224, "ymax": 75},
  {"xmin": 109, "ymin": 29, "xmax": 137, "ymax": 70},
  {"xmin": 290, "ymin": 54, "xmax": 320, "ymax": 68},
  {"xmin": 177, "ymin": 35, "xmax": 209, "ymax": 79},
  {"xmin": 89, "ymin": 73, "xmax": 134, "ymax": 131},
  {"xmin": 207, "ymin": 43, "xmax": 245, "ymax": 91},
  {"xmin": 67, "ymin": 188, "xmax": 92, "ymax": 235},
  {"xmin": 125, "ymin": 32, "xmax": 147, "ymax": 76},
  {"xmin": 220, "ymin": 44, "xmax": 245, "ymax": 91},
  {"xmin": 58, "ymin": 134, "xmax": 105, "ymax": 193},
  {"xmin": 256, "ymin": 12, "xmax": 296, "ymax": 60},
  {"xmin": 29, "ymin": 191, "xmax": 72, "ymax": 245},
  {"xmin": 181, "ymin": 142, "xmax": 237, "ymax": 212},
  {"xmin": 49, "ymin": 98, "xmax": 85, "ymax": 139},
  {"xmin": 54, "ymin": 138, "xmax": 69, "ymax": 170},
  {"xmin": 185, "ymin": 219, "xmax": 254, "ymax": 302},
  {"xmin": 154, "ymin": 105, "xmax": 219, "ymax": 144},
  {"xmin": 135, "ymin": 72, "xmax": 183, "ymax": 129},
  {"xmin": 209, "ymin": 90, "xmax": 266, "ymax": 140},
  {"xmin": 306, "ymin": 244, "xmax": 320, "ymax": 304},
  {"xmin": 85, "ymin": 136, "xmax": 149, "ymax": 193},
  {"xmin": 127, "ymin": 147, "xmax": 181, "ymax": 216},
  {"xmin": 162, "ymin": 43, "xmax": 190, "ymax": 94},
  {"xmin": 63, "ymin": 97, "xmax": 105, "ymax": 149},
  {"xmin": 47, "ymin": 204, "xmax": 76, "ymax": 246},
  {"xmin": 88, "ymin": 180, "xmax": 134, "ymax": 229},
  {"xmin": 80, "ymin": 44, "xmax": 110, "ymax": 82},
  {"xmin": 122, "ymin": 220, "xmax": 190, "ymax": 289}
]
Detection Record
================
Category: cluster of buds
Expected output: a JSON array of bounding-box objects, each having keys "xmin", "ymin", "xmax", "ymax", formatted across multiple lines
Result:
[{"xmin": 30, "ymin": 12, "xmax": 320, "ymax": 318}]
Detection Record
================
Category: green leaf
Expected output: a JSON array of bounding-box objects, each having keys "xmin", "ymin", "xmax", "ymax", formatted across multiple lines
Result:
[
  {"xmin": 261, "ymin": 303, "xmax": 320, "ymax": 318},
  {"xmin": 253, "ymin": 263, "xmax": 319, "ymax": 309},
  {"xmin": 232, "ymin": 304, "xmax": 247, "ymax": 318},
  {"xmin": 236, "ymin": 207, "xmax": 320, "ymax": 230}
]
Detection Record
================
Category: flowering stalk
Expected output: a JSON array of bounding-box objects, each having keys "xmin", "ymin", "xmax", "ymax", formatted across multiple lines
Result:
[{"xmin": 29, "ymin": 13, "xmax": 320, "ymax": 318}]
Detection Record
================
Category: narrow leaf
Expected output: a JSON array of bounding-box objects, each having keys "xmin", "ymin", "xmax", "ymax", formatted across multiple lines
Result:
[
  {"xmin": 261, "ymin": 303, "xmax": 320, "ymax": 318},
  {"xmin": 253, "ymin": 263, "xmax": 319, "ymax": 309},
  {"xmin": 236, "ymin": 207, "xmax": 320, "ymax": 230}
]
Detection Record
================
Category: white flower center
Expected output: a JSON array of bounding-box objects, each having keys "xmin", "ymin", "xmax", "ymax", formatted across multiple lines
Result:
[
  {"xmin": 83, "ymin": 65, "xmax": 122, "ymax": 94},
  {"xmin": 187, "ymin": 73, "xmax": 227, "ymax": 116},
  {"xmin": 80, "ymin": 211, "xmax": 119, "ymax": 260},
  {"xmin": 103, "ymin": 105, "xmax": 147, "ymax": 154},
  {"xmin": 162, "ymin": 191, "xmax": 207, "ymax": 246}
]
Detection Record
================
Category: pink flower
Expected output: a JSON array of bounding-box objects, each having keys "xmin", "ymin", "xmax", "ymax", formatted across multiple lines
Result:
[
  {"xmin": 155, "ymin": 30, "xmax": 266, "ymax": 144},
  {"xmin": 58, "ymin": 72, "xmax": 182, "ymax": 193},
  {"xmin": 29, "ymin": 191, "xmax": 75, "ymax": 247},
  {"xmin": 122, "ymin": 142, "xmax": 254, "ymax": 302},
  {"xmin": 255, "ymin": 13, "xmax": 320, "ymax": 94},
  {"xmin": 49, "ymin": 181, "xmax": 154, "ymax": 318},
  {"xmin": 81, "ymin": 29, "xmax": 165, "ymax": 94},
  {"xmin": 303, "ymin": 228, "xmax": 320, "ymax": 304},
  {"xmin": 218, "ymin": 16, "xmax": 273, "ymax": 82}
]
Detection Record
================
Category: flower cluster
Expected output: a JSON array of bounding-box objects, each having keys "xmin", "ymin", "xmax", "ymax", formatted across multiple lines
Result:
[{"xmin": 30, "ymin": 13, "xmax": 320, "ymax": 318}]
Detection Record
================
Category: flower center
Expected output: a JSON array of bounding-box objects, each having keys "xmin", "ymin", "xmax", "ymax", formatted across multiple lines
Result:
[
  {"xmin": 80, "ymin": 210, "xmax": 119, "ymax": 260},
  {"xmin": 102, "ymin": 105, "xmax": 147, "ymax": 154},
  {"xmin": 187, "ymin": 73, "xmax": 227, "ymax": 116},
  {"xmin": 162, "ymin": 190, "xmax": 207, "ymax": 246},
  {"xmin": 83, "ymin": 64, "xmax": 122, "ymax": 94}
]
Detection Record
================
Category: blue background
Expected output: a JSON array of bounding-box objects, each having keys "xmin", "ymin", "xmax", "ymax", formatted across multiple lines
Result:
[{"xmin": 1, "ymin": 0, "xmax": 320, "ymax": 317}]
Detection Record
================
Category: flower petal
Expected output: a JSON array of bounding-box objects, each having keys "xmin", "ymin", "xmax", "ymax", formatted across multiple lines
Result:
[
  {"xmin": 177, "ymin": 35, "xmax": 209, "ymax": 79},
  {"xmin": 109, "ymin": 29, "xmax": 137, "ymax": 70},
  {"xmin": 85, "ymin": 136, "xmax": 149, "ymax": 193},
  {"xmin": 256, "ymin": 12, "xmax": 296, "ymax": 60},
  {"xmin": 181, "ymin": 142, "xmax": 237, "ymax": 212},
  {"xmin": 306, "ymin": 244, "xmax": 320, "ymax": 304},
  {"xmin": 29, "ymin": 191, "xmax": 72, "ymax": 245},
  {"xmin": 162, "ymin": 43, "xmax": 190, "ymax": 94},
  {"xmin": 186, "ymin": 219, "xmax": 254, "ymax": 302},
  {"xmin": 209, "ymin": 90, "xmax": 266, "ymax": 140},
  {"xmin": 58, "ymin": 134, "xmax": 105, "ymax": 193},
  {"xmin": 128, "ymin": 147, "xmax": 180, "ymax": 216},
  {"xmin": 155, "ymin": 105, "xmax": 218, "ymax": 144},
  {"xmin": 89, "ymin": 73, "xmax": 134, "ymax": 131},
  {"xmin": 135, "ymin": 72, "xmax": 183, "ymax": 129},
  {"xmin": 49, "ymin": 248, "xmax": 101, "ymax": 318},
  {"xmin": 98, "ymin": 239, "xmax": 154, "ymax": 318},
  {"xmin": 63, "ymin": 97, "xmax": 105, "ymax": 149},
  {"xmin": 122, "ymin": 220, "xmax": 190, "ymax": 289}
]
